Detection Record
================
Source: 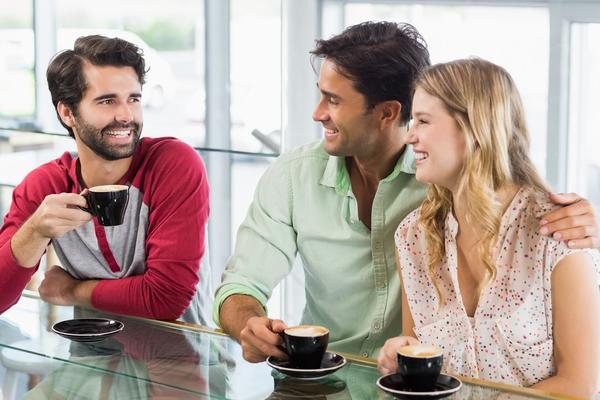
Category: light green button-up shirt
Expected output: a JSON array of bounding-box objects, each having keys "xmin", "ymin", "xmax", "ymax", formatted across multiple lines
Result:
[{"xmin": 214, "ymin": 140, "xmax": 427, "ymax": 358}]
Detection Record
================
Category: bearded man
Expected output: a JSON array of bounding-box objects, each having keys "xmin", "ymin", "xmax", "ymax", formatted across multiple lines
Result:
[{"xmin": 0, "ymin": 35, "xmax": 211, "ymax": 324}]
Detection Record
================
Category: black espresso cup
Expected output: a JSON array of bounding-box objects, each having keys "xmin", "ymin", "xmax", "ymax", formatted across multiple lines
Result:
[
  {"xmin": 281, "ymin": 325, "xmax": 329, "ymax": 369},
  {"xmin": 82, "ymin": 185, "xmax": 129, "ymax": 226},
  {"xmin": 397, "ymin": 344, "xmax": 443, "ymax": 392}
]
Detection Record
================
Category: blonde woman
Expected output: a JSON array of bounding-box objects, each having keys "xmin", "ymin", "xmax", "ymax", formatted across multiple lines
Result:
[{"xmin": 377, "ymin": 58, "xmax": 600, "ymax": 397}]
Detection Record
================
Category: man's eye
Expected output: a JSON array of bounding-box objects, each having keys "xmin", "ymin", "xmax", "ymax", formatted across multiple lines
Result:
[
  {"xmin": 327, "ymin": 97, "xmax": 338, "ymax": 105},
  {"xmin": 130, "ymin": 97, "xmax": 141, "ymax": 103},
  {"xmin": 99, "ymin": 99, "xmax": 114, "ymax": 105}
]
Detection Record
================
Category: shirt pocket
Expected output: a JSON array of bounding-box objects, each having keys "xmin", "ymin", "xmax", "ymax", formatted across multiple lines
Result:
[{"xmin": 495, "ymin": 317, "xmax": 554, "ymax": 385}]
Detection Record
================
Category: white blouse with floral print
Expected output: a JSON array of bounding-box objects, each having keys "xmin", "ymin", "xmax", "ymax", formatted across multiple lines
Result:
[{"xmin": 395, "ymin": 186, "xmax": 600, "ymax": 386}]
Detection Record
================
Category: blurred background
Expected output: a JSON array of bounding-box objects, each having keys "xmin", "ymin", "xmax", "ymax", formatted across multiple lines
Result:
[{"xmin": 1, "ymin": 0, "xmax": 599, "ymax": 322}]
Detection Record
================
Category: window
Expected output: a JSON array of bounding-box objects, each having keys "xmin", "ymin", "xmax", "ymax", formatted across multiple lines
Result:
[
  {"xmin": 53, "ymin": 0, "xmax": 205, "ymax": 147},
  {"xmin": 231, "ymin": 0, "xmax": 282, "ymax": 154},
  {"xmin": 0, "ymin": 0, "xmax": 34, "ymax": 126},
  {"xmin": 567, "ymin": 23, "xmax": 600, "ymax": 209}
]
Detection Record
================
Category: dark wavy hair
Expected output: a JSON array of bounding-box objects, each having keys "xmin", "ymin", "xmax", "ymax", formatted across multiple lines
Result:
[
  {"xmin": 46, "ymin": 35, "xmax": 147, "ymax": 137},
  {"xmin": 311, "ymin": 21, "xmax": 430, "ymax": 125}
]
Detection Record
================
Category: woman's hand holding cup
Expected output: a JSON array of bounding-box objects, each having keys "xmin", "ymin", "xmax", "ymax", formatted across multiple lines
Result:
[{"xmin": 377, "ymin": 336, "xmax": 420, "ymax": 376}]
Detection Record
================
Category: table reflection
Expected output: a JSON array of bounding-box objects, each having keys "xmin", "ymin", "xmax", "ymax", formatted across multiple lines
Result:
[{"xmin": 0, "ymin": 294, "xmax": 565, "ymax": 399}]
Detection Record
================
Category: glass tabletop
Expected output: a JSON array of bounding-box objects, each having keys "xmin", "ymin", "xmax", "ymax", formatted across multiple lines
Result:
[{"xmin": 0, "ymin": 293, "xmax": 567, "ymax": 399}]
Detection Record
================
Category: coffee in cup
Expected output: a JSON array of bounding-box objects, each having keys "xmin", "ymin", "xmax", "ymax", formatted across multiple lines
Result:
[
  {"xmin": 281, "ymin": 325, "xmax": 329, "ymax": 369},
  {"xmin": 397, "ymin": 344, "xmax": 443, "ymax": 392},
  {"xmin": 82, "ymin": 185, "xmax": 129, "ymax": 226}
]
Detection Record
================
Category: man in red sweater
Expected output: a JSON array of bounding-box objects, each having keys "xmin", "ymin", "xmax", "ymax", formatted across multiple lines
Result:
[{"xmin": 0, "ymin": 35, "xmax": 210, "ymax": 323}]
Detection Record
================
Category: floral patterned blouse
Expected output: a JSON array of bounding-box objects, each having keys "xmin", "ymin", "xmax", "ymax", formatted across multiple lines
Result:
[{"xmin": 395, "ymin": 186, "xmax": 600, "ymax": 386}]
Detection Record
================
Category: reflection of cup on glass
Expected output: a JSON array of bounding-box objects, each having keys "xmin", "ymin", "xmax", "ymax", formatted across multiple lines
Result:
[
  {"xmin": 268, "ymin": 375, "xmax": 348, "ymax": 400},
  {"xmin": 397, "ymin": 344, "xmax": 443, "ymax": 392},
  {"xmin": 82, "ymin": 185, "xmax": 129, "ymax": 226},
  {"xmin": 282, "ymin": 325, "xmax": 329, "ymax": 369}
]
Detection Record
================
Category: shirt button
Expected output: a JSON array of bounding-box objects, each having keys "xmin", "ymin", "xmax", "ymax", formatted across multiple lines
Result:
[
  {"xmin": 373, "ymin": 320, "xmax": 382, "ymax": 331},
  {"xmin": 361, "ymin": 351, "xmax": 369, "ymax": 357},
  {"xmin": 377, "ymin": 281, "xmax": 387, "ymax": 289}
]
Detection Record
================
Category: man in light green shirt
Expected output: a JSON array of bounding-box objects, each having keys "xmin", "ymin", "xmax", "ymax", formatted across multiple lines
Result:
[
  {"xmin": 214, "ymin": 21, "xmax": 600, "ymax": 361},
  {"xmin": 216, "ymin": 140, "xmax": 426, "ymax": 358}
]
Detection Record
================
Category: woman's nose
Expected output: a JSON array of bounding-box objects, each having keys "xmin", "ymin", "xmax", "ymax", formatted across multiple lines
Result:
[{"xmin": 405, "ymin": 123, "xmax": 418, "ymax": 144}]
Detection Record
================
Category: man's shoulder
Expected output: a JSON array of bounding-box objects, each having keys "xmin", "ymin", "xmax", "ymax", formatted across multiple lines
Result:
[
  {"xmin": 260, "ymin": 140, "xmax": 330, "ymax": 183},
  {"xmin": 138, "ymin": 137, "xmax": 204, "ymax": 172},
  {"xmin": 140, "ymin": 136, "xmax": 199, "ymax": 158},
  {"xmin": 130, "ymin": 137, "xmax": 206, "ymax": 196},
  {"xmin": 21, "ymin": 152, "xmax": 74, "ymax": 189},
  {"xmin": 276, "ymin": 140, "xmax": 329, "ymax": 165}
]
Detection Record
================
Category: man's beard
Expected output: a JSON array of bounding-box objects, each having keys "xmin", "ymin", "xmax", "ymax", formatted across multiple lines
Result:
[{"xmin": 73, "ymin": 114, "xmax": 142, "ymax": 161}]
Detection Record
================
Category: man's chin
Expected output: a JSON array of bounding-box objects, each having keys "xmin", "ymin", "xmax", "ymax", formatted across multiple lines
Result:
[
  {"xmin": 96, "ymin": 143, "xmax": 139, "ymax": 161},
  {"xmin": 323, "ymin": 142, "xmax": 348, "ymax": 157}
]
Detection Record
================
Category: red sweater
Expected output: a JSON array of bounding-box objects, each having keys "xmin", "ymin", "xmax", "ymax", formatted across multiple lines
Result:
[{"xmin": 0, "ymin": 137, "xmax": 210, "ymax": 321}]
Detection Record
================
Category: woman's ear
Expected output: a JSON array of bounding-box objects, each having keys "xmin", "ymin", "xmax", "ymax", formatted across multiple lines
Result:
[{"xmin": 56, "ymin": 102, "xmax": 75, "ymax": 128}]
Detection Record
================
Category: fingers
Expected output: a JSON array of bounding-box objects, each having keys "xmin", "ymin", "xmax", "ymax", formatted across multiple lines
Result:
[
  {"xmin": 240, "ymin": 317, "xmax": 288, "ymax": 363},
  {"xmin": 562, "ymin": 236, "xmax": 600, "ymax": 250},
  {"xmin": 540, "ymin": 197, "xmax": 599, "ymax": 248},
  {"xmin": 377, "ymin": 345, "xmax": 398, "ymax": 375},
  {"xmin": 540, "ymin": 215, "xmax": 596, "ymax": 238},
  {"xmin": 377, "ymin": 336, "xmax": 420, "ymax": 375},
  {"xmin": 57, "ymin": 193, "xmax": 89, "ymax": 208},
  {"xmin": 34, "ymin": 194, "xmax": 93, "ymax": 236},
  {"xmin": 270, "ymin": 319, "xmax": 287, "ymax": 333},
  {"xmin": 548, "ymin": 225, "xmax": 597, "ymax": 242},
  {"xmin": 541, "ymin": 197, "xmax": 592, "ymax": 225},
  {"xmin": 548, "ymin": 192, "xmax": 582, "ymax": 206}
]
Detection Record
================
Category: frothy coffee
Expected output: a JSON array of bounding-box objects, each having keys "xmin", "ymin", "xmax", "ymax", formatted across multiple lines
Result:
[
  {"xmin": 398, "ymin": 344, "xmax": 443, "ymax": 358},
  {"xmin": 284, "ymin": 325, "xmax": 329, "ymax": 337},
  {"xmin": 89, "ymin": 185, "xmax": 128, "ymax": 193}
]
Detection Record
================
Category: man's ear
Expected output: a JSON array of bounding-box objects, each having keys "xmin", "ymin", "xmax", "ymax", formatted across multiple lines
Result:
[
  {"xmin": 56, "ymin": 102, "xmax": 75, "ymax": 128},
  {"xmin": 379, "ymin": 100, "xmax": 402, "ymax": 126}
]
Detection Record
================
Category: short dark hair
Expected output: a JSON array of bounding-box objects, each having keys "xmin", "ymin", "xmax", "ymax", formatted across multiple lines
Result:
[
  {"xmin": 311, "ymin": 21, "xmax": 430, "ymax": 125},
  {"xmin": 46, "ymin": 35, "xmax": 147, "ymax": 137}
]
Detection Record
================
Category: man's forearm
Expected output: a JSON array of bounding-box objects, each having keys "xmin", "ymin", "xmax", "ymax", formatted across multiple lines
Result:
[
  {"xmin": 72, "ymin": 279, "xmax": 98, "ymax": 308},
  {"xmin": 219, "ymin": 294, "xmax": 266, "ymax": 341},
  {"xmin": 10, "ymin": 220, "xmax": 50, "ymax": 268}
]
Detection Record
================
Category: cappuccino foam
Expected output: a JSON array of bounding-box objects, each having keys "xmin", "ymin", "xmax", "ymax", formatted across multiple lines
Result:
[
  {"xmin": 285, "ymin": 325, "xmax": 329, "ymax": 337},
  {"xmin": 89, "ymin": 185, "xmax": 128, "ymax": 193},
  {"xmin": 398, "ymin": 344, "xmax": 442, "ymax": 358}
]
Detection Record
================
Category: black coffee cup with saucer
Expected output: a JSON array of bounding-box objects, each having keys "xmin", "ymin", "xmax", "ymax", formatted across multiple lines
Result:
[{"xmin": 268, "ymin": 325, "xmax": 346, "ymax": 379}]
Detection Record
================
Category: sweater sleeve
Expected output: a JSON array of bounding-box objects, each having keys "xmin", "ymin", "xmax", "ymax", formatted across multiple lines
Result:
[
  {"xmin": 0, "ymin": 159, "xmax": 73, "ymax": 313},
  {"xmin": 91, "ymin": 140, "xmax": 210, "ymax": 320}
]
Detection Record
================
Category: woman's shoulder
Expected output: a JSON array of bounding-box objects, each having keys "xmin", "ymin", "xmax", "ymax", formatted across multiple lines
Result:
[
  {"xmin": 518, "ymin": 186, "xmax": 559, "ymax": 219},
  {"xmin": 395, "ymin": 208, "xmax": 422, "ymax": 242},
  {"xmin": 516, "ymin": 187, "xmax": 600, "ymax": 274}
]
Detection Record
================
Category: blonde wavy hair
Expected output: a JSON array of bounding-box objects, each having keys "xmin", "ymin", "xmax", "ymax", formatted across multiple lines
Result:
[{"xmin": 416, "ymin": 58, "xmax": 549, "ymax": 307}]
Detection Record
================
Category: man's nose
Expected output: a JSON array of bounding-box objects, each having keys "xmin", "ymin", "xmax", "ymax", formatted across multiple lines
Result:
[
  {"xmin": 312, "ymin": 99, "xmax": 329, "ymax": 122},
  {"xmin": 115, "ymin": 103, "xmax": 134, "ymax": 124}
]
